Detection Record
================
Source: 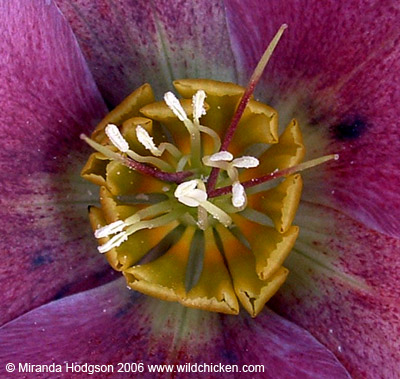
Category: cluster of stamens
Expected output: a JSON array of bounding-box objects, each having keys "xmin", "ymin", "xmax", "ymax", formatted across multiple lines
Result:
[
  {"xmin": 85, "ymin": 89, "xmax": 268, "ymax": 252},
  {"xmin": 81, "ymin": 25, "xmax": 338, "ymax": 316}
]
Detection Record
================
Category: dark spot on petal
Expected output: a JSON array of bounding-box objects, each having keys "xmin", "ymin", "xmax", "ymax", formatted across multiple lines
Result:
[
  {"xmin": 220, "ymin": 345, "xmax": 239, "ymax": 363},
  {"xmin": 31, "ymin": 249, "xmax": 54, "ymax": 268},
  {"xmin": 332, "ymin": 117, "xmax": 367, "ymax": 140},
  {"xmin": 52, "ymin": 284, "xmax": 72, "ymax": 301},
  {"xmin": 114, "ymin": 294, "xmax": 139, "ymax": 319},
  {"xmin": 51, "ymin": 269, "xmax": 116, "ymax": 301},
  {"xmin": 114, "ymin": 305, "xmax": 131, "ymax": 319}
]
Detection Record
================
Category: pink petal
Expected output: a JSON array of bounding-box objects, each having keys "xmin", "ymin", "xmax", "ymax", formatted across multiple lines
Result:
[
  {"xmin": 0, "ymin": 279, "xmax": 350, "ymax": 378},
  {"xmin": 224, "ymin": 0, "xmax": 400, "ymax": 238},
  {"xmin": 54, "ymin": 0, "xmax": 238, "ymax": 106},
  {"xmin": 0, "ymin": 0, "xmax": 111, "ymax": 325},
  {"xmin": 270, "ymin": 202, "xmax": 400, "ymax": 377},
  {"xmin": 224, "ymin": 1, "xmax": 400, "ymax": 376}
]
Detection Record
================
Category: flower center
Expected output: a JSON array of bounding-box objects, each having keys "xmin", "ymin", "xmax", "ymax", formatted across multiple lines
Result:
[{"xmin": 81, "ymin": 25, "xmax": 337, "ymax": 317}]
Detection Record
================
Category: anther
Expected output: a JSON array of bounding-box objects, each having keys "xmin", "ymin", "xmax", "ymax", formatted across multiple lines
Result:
[
  {"xmin": 164, "ymin": 92, "xmax": 189, "ymax": 122},
  {"xmin": 174, "ymin": 180, "xmax": 208, "ymax": 207},
  {"xmin": 94, "ymin": 220, "xmax": 125, "ymax": 238},
  {"xmin": 209, "ymin": 151, "xmax": 233, "ymax": 162},
  {"xmin": 164, "ymin": 91, "xmax": 201, "ymax": 167},
  {"xmin": 98, "ymin": 231, "xmax": 128, "ymax": 253},
  {"xmin": 174, "ymin": 180, "xmax": 232, "ymax": 226},
  {"xmin": 232, "ymin": 156, "xmax": 259, "ymax": 168},
  {"xmin": 192, "ymin": 90, "xmax": 207, "ymax": 124},
  {"xmin": 105, "ymin": 124, "xmax": 130, "ymax": 153},
  {"xmin": 232, "ymin": 181, "xmax": 246, "ymax": 208},
  {"xmin": 174, "ymin": 179, "xmax": 198, "ymax": 198},
  {"xmin": 136, "ymin": 125, "xmax": 162, "ymax": 156}
]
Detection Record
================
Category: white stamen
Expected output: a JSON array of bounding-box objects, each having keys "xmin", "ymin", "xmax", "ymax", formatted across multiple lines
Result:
[
  {"xmin": 94, "ymin": 220, "xmax": 125, "ymax": 238},
  {"xmin": 197, "ymin": 206, "xmax": 208, "ymax": 230},
  {"xmin": 192, "ymin": 90, "xmax": 206, "ymax": 123},
  {"xmin": 178, "ymin": 190, "xmax": 208, "ymax": 207},
  {"xmin": 136, "ymin": 125, "xmax": 162, "ymax": 156},
  {"xmin": 200, "ymin": 201, "xmax": 232, "ymax": 227},
  {"xmin": 209, "ymin": 151, "xmax": 233, "ymax": 162},
  {"xmin": 232, "ymin": 156, "xmax": 259, "ymax": 168},
  {"xmin": 174, "ymin": 179, "xmax": 198, "ymax": 198},
  {"xmin": 174, "ymin": 180, "xmax": 208, "ymax": 207},
  {"xmin": 105, "ymin": 124, "xmax": 130, "ymax": 152},
  {"xmin": 98, "ymin": 231, "xmax": 128, "ymax": 253},
  {"xmin": 124, "ymin": 213, "xmax": 141, "ymax": 225},
  {"xmin": 164, "ymin": 92, "xmax": 188, "ymax": 122},
  {"xmin": 174, "ymin": 180, "xmax": 232, "ymax": 226},
  {"xmin": 232, "ymin": 181, "xmax": 246, "ymax": 208}
]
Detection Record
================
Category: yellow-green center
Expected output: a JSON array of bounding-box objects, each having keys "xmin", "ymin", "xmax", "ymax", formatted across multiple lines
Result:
[{"xmin": 81, "ymin": 78, "xmax": 316, "ymax": 317}]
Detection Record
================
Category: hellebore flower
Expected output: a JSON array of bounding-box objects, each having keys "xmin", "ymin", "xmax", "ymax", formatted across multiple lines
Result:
[{"xmin": 0, "ymin": 0, "xmax": 399, "ymax": 378}]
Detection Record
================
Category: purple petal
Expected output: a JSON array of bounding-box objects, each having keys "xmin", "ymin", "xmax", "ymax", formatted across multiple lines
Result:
[
  {"xmin": 224, "ymin": 0, "xmax": 400, "ymax": 238},
  {"xmin": 0, "ymin": 279, "xmax": 350, "ymax": 378},
  {"xmin": 0, "ymin": 0, "xmax": 110, "ymax": 325},
  {"xmin": 271, "ymin": 202, "xmax": 400, "ymax": 377},
  {"xmin": 54, "ymin": 0, "xmax": 238, "ymax": 105},
  {"xmin": 224, "ymin": 1, "xmax": 400, "ymax": 375}
]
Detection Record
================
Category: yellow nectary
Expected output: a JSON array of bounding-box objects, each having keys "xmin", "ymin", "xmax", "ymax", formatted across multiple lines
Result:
[{"xmin": 82, "ymin": 79, "xmax": 305, "ymax": 317}]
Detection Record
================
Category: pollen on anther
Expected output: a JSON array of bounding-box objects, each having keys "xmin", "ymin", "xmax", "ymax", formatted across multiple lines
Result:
[
  {"xmin": 232, "ymin": 156, "xmax": 259, "ymax": 168},
  {"xmin": 174, "ymin": 180, "xmax": 207, "ymax": 207},
  {"xmin": 232, "ymin": 181, "xmax": 246, "ymax": 208},
  {"xmin": 98, "ymin": 231, "xmax": 128, "ymax": 253},
  {"xmin": 94, "ymin": 220, "xmax": 125, "ymax": 238},
  {"xmin": 105, "ymin": 124, "xmax": 130, "ymax": 152},
  {"xmin": 209, "ymin": 151, "xmax": 233, "ymax": 162},
  {"xmin": 174, "ymin": 179, "xmax": 198, "ymax": 198},
  {"xmin": 164, "ymin": 92, "xmax": 188, "ymax": 122},
  {"xmin": 192, "ymin": 90, "xmax": 207, "ymax": 123},
  {"xmin": 136, "ymin": 125, "xmax": 162, "ymax": 156}
]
